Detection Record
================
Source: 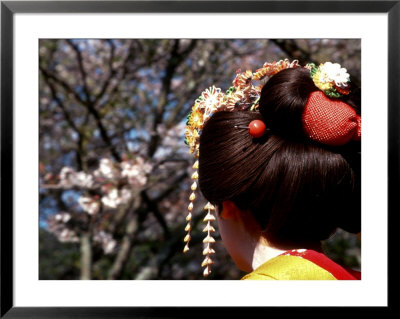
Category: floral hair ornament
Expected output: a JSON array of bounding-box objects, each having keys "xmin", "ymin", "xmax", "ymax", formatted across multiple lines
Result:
[
  {"xmin": 184, "ymin": 59, "xmax": 300, "ymax": 277},
  {"xmin": 303, "ymin": 62, "xmax": 360, "ymax": 146},
  {"xmin": 307, "ymin": 62, "xmax": 351, "ymax": 98}
]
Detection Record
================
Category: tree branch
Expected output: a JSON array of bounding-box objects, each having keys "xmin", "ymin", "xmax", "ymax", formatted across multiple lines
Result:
[
  {"xmin": 85, "ymin": 102, "xmax": 122, "ymax": 162},
  {"xmin": 147, "ymin": 40, "xmax": 198, "ymax": 157},
  {"xmin": 92, "ymin": 39, "xmax": 118, "ymax": 106},
  {"xmin": 39, "ymin": 65, "xmax": 88, "ymax": 107},
  {"xmin": 80, "ymin": 232, "xmax": 92, "ymax": 279},
  {"xmin": 133, "ymin": 209, "xmax": 204, "ymax": 280},
  {"xmin": 66, "ymin": 39, "xmax": 92, "ymax": 103},
  {"xmin": 41, "ymin": 74, "xmax": 86, "ymax": 171},
  {"xmin": 141, "ymin": 190, "xmax": 170, "ymax": 239},
  {"xmin": 40, "ymin": 43, "xmax": 122, "ymax": 163},
  {"xmin": 107, "ymin": 196, "xmax": 142, "ymax": 280},
  {"xmin": 270, "ymin": 39, "xmax": 316, "ymax": 65}
]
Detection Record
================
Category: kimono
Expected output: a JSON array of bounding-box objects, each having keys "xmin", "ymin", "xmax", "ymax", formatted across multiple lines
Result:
[{"xmin": 241, "ymin": 249, "xmax": 361, "ymax": 280}]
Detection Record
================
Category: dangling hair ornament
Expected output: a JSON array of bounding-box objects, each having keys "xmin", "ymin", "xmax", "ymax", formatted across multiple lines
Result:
[{"xmin": 184, "ymin": 59, "xmax": 299, "ymax": 277}]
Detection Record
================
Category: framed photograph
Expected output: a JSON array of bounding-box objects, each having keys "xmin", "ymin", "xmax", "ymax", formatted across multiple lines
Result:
[{"xmin": 1, "ymin": 1, "xmax": 396, "ymax": 317}]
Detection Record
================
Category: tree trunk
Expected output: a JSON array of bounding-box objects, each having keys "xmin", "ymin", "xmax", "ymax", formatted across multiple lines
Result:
[
  {"xmin": 107, "ymin": 214, "xmax": 139, "ymax": 280},
  {"xmin": 80, "ymin": 233, "xmax": 92, "ymax": 280}
]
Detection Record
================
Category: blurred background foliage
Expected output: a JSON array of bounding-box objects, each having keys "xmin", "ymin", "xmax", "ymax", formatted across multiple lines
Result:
[{"xmin": 39, "ymin": 39, "xmax": 361, "ymax": 280}]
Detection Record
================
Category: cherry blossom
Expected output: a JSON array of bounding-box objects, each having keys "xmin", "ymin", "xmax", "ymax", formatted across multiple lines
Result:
[
  {"xmin": 59, "ymin": 167, "xmax": 94, "ymax": 188},
  {"xmin": 48, "ymin": 213, "xmax": 79, "ymax": 243},
  {"xmin": 101, "ymin": 187, "xmax": 120, "ymax": 208},
  {"xmin": 121, "ymin": 158, "xmax": 152, "ymax": 187},
  {"xmin": 78, "ymin": 196, "xmax": 101, "ymax": 215},
  {"xmin": 93, "ymin": 230, "xmax": 117, "ymax": 255},
  {"xmin": 55, "ymin": 212, "xmax": 72, "ymax": 223}
]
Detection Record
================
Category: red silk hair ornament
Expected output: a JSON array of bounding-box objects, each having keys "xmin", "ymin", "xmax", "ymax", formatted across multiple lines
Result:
[{"xmin": 302, "ymin": 91, "xmax": 361, "ymax": 146}]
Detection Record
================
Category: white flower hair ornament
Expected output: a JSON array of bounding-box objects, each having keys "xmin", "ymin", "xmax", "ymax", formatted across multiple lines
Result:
[{"xmin": 307, "ymin": 62, "xmax": 351, "ymax": 98}]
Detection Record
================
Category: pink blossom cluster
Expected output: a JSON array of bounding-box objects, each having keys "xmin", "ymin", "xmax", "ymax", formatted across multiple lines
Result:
[
  {"xmin": 59, "ymin": 167, "xmax": 95, "ymax": 188},
  {"xmin": 55, "ymin": 157, "xmax": 153, "ymax": 213},
  {"xmin": 120, "ymin": 157, "xmax": 152, "ymax": 187},
  {"xmin": 57, "ymin": 157, "xmax": 152, "ymax": 191},
  {"xmin": 78, "ymin": 196, "xmax": 101, "ymax": 215},
  {"xmin": 45, "ymin": 156, "xmax": 152, "ymax": 253},
  {"xmin": 93, "ymin": 230, "xmax": 117, "ymax": 255},
  {"xmin": 47, "ymin": 212, "xmax": 79, "ymax": 243},
  {"xmin": 48, "ymin": 212, "xmax": 117, "ymax": 254}
]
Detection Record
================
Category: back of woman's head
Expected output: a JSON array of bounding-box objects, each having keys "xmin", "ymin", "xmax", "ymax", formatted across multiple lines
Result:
[{"xmin": 198, "ymin": 67, "xmax": 361, "ymax": 249}]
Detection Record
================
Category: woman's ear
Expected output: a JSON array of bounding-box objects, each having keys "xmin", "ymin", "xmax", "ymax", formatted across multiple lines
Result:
[{"xmin": 220, "ymin": 201, "xmax": 241, "ymax": 220}]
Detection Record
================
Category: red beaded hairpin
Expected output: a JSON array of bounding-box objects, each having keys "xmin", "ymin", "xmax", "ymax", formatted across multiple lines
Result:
[{"xmin": 234, "ymin": 120, "xmax": 268, "ymax": 138}]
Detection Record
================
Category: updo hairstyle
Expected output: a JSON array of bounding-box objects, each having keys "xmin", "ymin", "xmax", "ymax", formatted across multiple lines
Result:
[{"xmin": 198, "ymin": 67, "xmax": 361, "ymax": 249}]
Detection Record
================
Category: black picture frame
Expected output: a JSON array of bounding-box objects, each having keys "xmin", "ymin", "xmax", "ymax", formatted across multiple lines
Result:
[{"xmin": 1, "ymin": 1, "xmax": 396, "ymax": 317}]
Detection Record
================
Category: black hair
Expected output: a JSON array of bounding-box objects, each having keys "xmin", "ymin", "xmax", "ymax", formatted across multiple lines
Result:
[{"xmin": 198, "ymin": 67, "xmax": 361, "ymax": 249}]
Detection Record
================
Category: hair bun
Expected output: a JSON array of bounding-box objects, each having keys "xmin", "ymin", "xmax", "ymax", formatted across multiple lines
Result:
[
  {"xmin": 259, "ymin": 66, "xmax": 361, "ymax": 147},
  {"xmin": 259, "ymin": 67, "xmax": 316, "ymax": 141}
]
